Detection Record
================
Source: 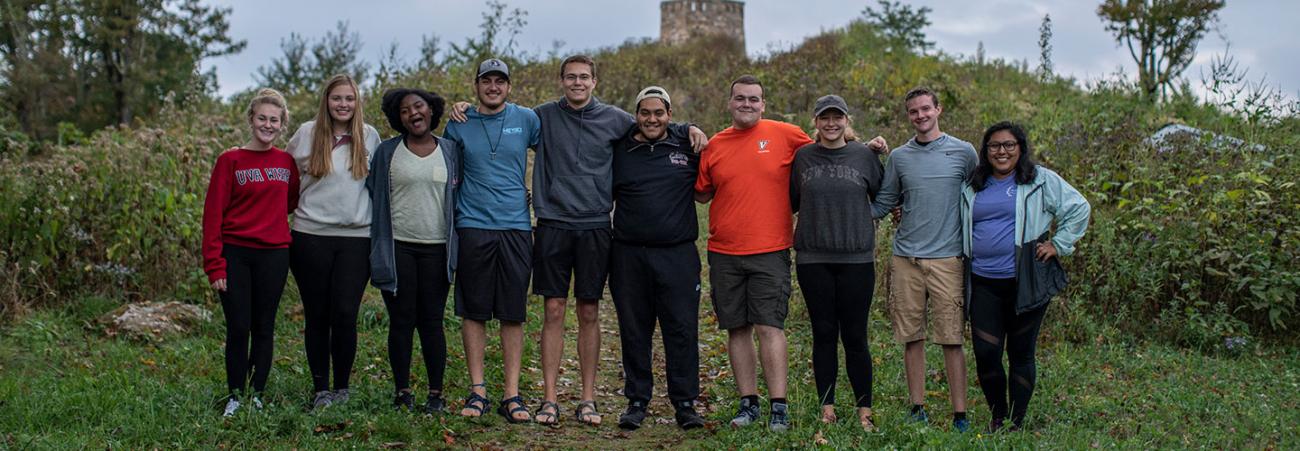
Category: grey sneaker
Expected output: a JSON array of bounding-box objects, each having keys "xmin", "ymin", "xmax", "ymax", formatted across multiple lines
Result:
[
  {"xmin": 729, "ymin": 397, "xmax": 761, "ymax": 428},
  {"xmin": 311, "ymin": 390, "xmax": 333, "ymax": 410},
  {"xmin": 222, "ymin": 397, "xmax": 241, "ymax": 417},
  {"xmin": 768, "ymin": 402, "xmax": 790, "ymax": 432},
  {"xmin": 331, "ymin": 388, "xmax": 350, "ymax": 405}
]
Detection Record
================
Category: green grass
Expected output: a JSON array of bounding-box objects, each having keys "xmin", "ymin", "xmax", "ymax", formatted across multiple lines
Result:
[{"xmin": 2, "ymin": 286, "xmax": 1297, "ymax": 449}]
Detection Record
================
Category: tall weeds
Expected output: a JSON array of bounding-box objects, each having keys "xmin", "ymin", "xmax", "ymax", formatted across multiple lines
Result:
[{"xmin": 1, "ymin": 24, "xmax": 1295, "ymax": 347}]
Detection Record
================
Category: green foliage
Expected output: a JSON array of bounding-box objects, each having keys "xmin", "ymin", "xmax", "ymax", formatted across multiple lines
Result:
[
  {"xmin": 2, "ymin": 12, "xmax": 1297, "ymax": 348},
  {"xmin": 0, "ymin": 294, "xmax": 1297, "ymax": 448},
  {"xmin": 0, "ymin": 96, "xmax": 240, "ymax": 315},
  {"xmin": 0, "ymin": 0, "xmax": 244, "ymax": 140}
]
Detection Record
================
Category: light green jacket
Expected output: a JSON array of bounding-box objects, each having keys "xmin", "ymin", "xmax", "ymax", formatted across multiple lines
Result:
[{"xmin": 960, "ymin": 166, "xmax": 1091, "ymax": 259}]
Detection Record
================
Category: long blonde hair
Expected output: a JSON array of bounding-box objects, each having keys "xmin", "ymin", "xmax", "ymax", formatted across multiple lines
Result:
[
  {"xmin": 247, "ymin": 88, "xmax": 289, "ymax": 125},
  {"xmin": 308, "ymin": 74, "xmax": 369, "ymax": 179},
  {"xmin": 810, "ymin": 113, "xmax": 860, "ymax": 143}
]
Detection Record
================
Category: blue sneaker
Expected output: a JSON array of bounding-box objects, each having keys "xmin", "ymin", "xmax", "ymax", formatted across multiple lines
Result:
[
  {"xmin": 907, "ymin": 406, "xmax": 929, "ymax": 424},
  {"xmin": 953, "ymin": 417, "xmax": 971, "ymax": 433}
]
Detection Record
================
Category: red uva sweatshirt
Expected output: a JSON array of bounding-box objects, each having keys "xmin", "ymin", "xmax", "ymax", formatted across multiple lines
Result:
[{"xmin": 202, "ymin": 147, "xmax": 300, "ymax": 283}]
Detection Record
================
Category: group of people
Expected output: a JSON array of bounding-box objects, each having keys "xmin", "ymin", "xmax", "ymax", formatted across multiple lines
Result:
[{"xmin": 201, "ymin": 54, "xmax": 1091, "ymax": 434}]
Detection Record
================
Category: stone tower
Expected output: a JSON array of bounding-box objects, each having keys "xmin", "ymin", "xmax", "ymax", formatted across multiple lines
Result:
[{"xmin": 660, "ymin": 0, "xmax": 745, "ymax": 49}]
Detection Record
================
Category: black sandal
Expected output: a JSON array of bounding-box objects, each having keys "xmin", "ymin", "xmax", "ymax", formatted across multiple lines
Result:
[
  {"xmin": 461, "ymin": 385, "xmax": 490, "ymax": 418},
  {"xmin": 575, "ymin": 400, "xmax": 601, "ymax": 426},
  {"xmin": 497, "ymin": 395, "xmax": 531, "ymax": 424},
  {"xmin": 534, "ymin": 401, "xmax": 560, "ymax": 426}
]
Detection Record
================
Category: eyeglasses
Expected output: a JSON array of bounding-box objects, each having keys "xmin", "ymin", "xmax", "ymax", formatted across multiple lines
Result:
[{"xmin": 987, "ymin": 141, "xmax": 1019, "ymax": 152}]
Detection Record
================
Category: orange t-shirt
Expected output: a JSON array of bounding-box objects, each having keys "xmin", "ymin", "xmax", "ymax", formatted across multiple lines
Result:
[{"xmin": 695, "ymin": 119, "xmax": 814, "ymax": 255}]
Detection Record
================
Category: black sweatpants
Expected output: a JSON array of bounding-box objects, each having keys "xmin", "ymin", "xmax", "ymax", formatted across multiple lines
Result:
[
  {"xmin": 609, "ymin": 241, "xmax": 701, "ymax": 403},
  {"xmin": 289, "ymin": 231, "xmax": 370, "ymax": 392},
  {"xmin": 381, "ymin": 241, "xmax": 450, "ymax": 394},
  {"xmin": 969, "ymin": 274, "xmax": 1048, "ymax": 426},
  {"xmin": 796, "ymin": 262, "xmax": 875, "ymax": 407},
  {"xmin": 219, "ymin": 244, "xmax": 290, "ymax": 394}
]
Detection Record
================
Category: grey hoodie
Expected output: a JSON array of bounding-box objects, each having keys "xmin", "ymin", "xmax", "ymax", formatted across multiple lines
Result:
[{"xmin": 532, "ymin": 97, "xmax": 634, "ymax": 228}]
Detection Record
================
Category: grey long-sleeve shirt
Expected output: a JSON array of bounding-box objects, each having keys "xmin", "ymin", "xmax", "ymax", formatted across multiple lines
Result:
[{"xmin": 871, "ymin": 133, "xmax": 977, "ymax": 258}]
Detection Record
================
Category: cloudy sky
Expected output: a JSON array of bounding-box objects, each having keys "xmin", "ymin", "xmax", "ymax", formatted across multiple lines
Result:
[{"xmin": 206, "ymin": 0, "xmax": 1296, "ymax": 101}]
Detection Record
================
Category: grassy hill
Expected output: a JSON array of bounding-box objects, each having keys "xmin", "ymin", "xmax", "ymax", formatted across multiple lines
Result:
[{"xmin": 0, "ymin": 21, "xmax": 1298, "ymax": 448}]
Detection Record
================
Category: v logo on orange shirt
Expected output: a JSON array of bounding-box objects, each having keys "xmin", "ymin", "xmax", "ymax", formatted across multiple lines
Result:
[{"xmin": 757, "ymin": 140, "xmax": 770, "ymax": 153}]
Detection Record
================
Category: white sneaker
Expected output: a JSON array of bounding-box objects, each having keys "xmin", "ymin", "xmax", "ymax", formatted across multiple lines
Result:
[
  {"xmin": 251, "ymin": 396, "xmax": 264, "ymax": 410},
  {"xmin": 223, "ymin": 398, "xmax": 241, "ymax": 417}
]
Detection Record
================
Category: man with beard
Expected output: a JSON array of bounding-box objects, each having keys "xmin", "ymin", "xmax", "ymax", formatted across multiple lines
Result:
[
  {"xmin": 443, "ymin": 58, "xmax": 539, "ymax": 423},
  {"xmin": 608, "ymin": 86, "xmax": 707, "ymax": 431}
]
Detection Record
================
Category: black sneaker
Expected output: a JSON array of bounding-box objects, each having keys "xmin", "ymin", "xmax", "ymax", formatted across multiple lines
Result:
[
  {"xmin": 618, "ymin": 400, "xmax": 649, "ymax": 430},
  {"xmin": 730, "ymin": 397, "xmax": 761, "ymax": 428},
  {"xmin": 311, "ymin": 390, "xmax": 333, "ymax": 410},
  {"xmin": 393, "ymin": 391, "xmax": 415, "ymax": 411},
  {"xmin": 768, "ymin": 402, "xmax": 790, "ymax": 432},
  {"xmin": 674, "ymin": 401, "xmax": 705, "ymax": 430},
  {"xmin": 422, "ymin": 395, "xmax": 446, "ymax": 414},
  {"xmin": 988, "ymin": 417, "xmax": 1006, "ymax": 433}
]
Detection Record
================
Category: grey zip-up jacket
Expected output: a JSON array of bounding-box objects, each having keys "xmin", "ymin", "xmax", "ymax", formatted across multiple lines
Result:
[
  {"xmin": 367, "ymin": 134, "xmax": 461, "ymax": 293},
  {"xmin": 532, "ymin": 97, "xmax": 634, "ymax": 227}
]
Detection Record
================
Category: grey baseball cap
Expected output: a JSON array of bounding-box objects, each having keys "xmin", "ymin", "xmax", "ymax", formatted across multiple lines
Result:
[
  {"xmin": 477, "ymin": 58, "xmax": 510, "ymax": 81},
  {"xmin": 812, "ymin": 94, "xmax": 849, "ymax": 117}
]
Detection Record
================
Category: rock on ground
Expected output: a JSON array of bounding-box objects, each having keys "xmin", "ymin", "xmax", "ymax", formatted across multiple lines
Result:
[{"xmin": 100, "ymin": 302, "xmax": 211, "ymax": 340}]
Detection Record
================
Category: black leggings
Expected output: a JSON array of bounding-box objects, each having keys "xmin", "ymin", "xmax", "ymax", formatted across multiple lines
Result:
[
  {"xmin": 381, "ymin": 241, "xmax": 450, "ymax": 394},
  {"xmin": 969, "ymin": 274, "xmax": 1048, "ymax": 426},
  {"xmin": 219, "ymin": 244, "xmax": 289, "ymax": 394},
  {"xmin": 290, "ymin": 231, "xmax": 370, "ymax": 392},
  {"xmin": 796, "ymin": 262, "xmax": 874, "ymax": 408}
]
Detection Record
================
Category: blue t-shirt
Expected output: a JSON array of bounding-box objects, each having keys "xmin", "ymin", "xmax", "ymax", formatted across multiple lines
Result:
[
  {"xmin": 444, "ymin": 103, "xmax": 540, "ymax": 231},
  {"xmin": 971, "ymin": 174, "xmax": 1017, "ymax": 278}
]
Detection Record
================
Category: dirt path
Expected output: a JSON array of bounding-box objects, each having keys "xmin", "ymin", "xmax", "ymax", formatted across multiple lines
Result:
[{"xmin": 512, "ymin": 299, "xmax": 729, "ymax": 448}]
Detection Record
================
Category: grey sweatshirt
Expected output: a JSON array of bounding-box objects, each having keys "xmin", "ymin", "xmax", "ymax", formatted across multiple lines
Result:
[
  {"xmin": 532, "ymin": 97, "xmax": 634, "ymax": 228},
  {"xmin": 871, "ymin": 133, "xmax": 978, "ymax": 258},
  {"xmin": 791, "ymin": 141, "xmax": 885, "ymax": 264}
]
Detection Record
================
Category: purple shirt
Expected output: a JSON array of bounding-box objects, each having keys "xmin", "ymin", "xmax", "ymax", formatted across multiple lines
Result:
[{"xmin": 972, "ymin": 175, "xmax": 1017, "ymax": 278}]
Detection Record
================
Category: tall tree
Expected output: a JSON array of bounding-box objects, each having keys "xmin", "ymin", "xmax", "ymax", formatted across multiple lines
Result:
[
  {"xmin": 254, "ymin": 33, "xmax": 312, "ymax": 95},
  {"xmin": 75, "ymin": 0, "xmax": 244, "ymax": 125},
  {"xmin": 0, "ymin": 0, "xmax": 244, "ymax": 138},
  {"xmin": 1097, "ymin": 0, "xmax": 1225, "ymax": 100},
  {"xmin": 254, "ymin": 21, "xmax": 369, "ymax": 95},
  {"xmin": 1037, "ymin": 14, "xmax": 1053, "ymax": 80},
  {"xmin": 0, "ymin": 0, "xmax": 78, "ymax": 139},
  {"xmin": 861, "ymin": 0, "xmax": 934, "ymax": 55},
  {"xmin": 445, "ymin": 0, "xmax": 528, "ymax": 66}
]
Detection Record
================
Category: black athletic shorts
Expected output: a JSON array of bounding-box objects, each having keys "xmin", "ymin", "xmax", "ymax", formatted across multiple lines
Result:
[
  {"xmin": 454, "ymin": 228, "xmax": 532, "ymax": 323},
  {"xmin": 532, "ymin": 223, "xmax": 611, "ymax": 300}
]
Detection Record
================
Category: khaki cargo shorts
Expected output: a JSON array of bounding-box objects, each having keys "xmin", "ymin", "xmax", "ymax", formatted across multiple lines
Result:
[{"xmin": 888, "ymin": 255, "xmax": 965, "ymax": 345}]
